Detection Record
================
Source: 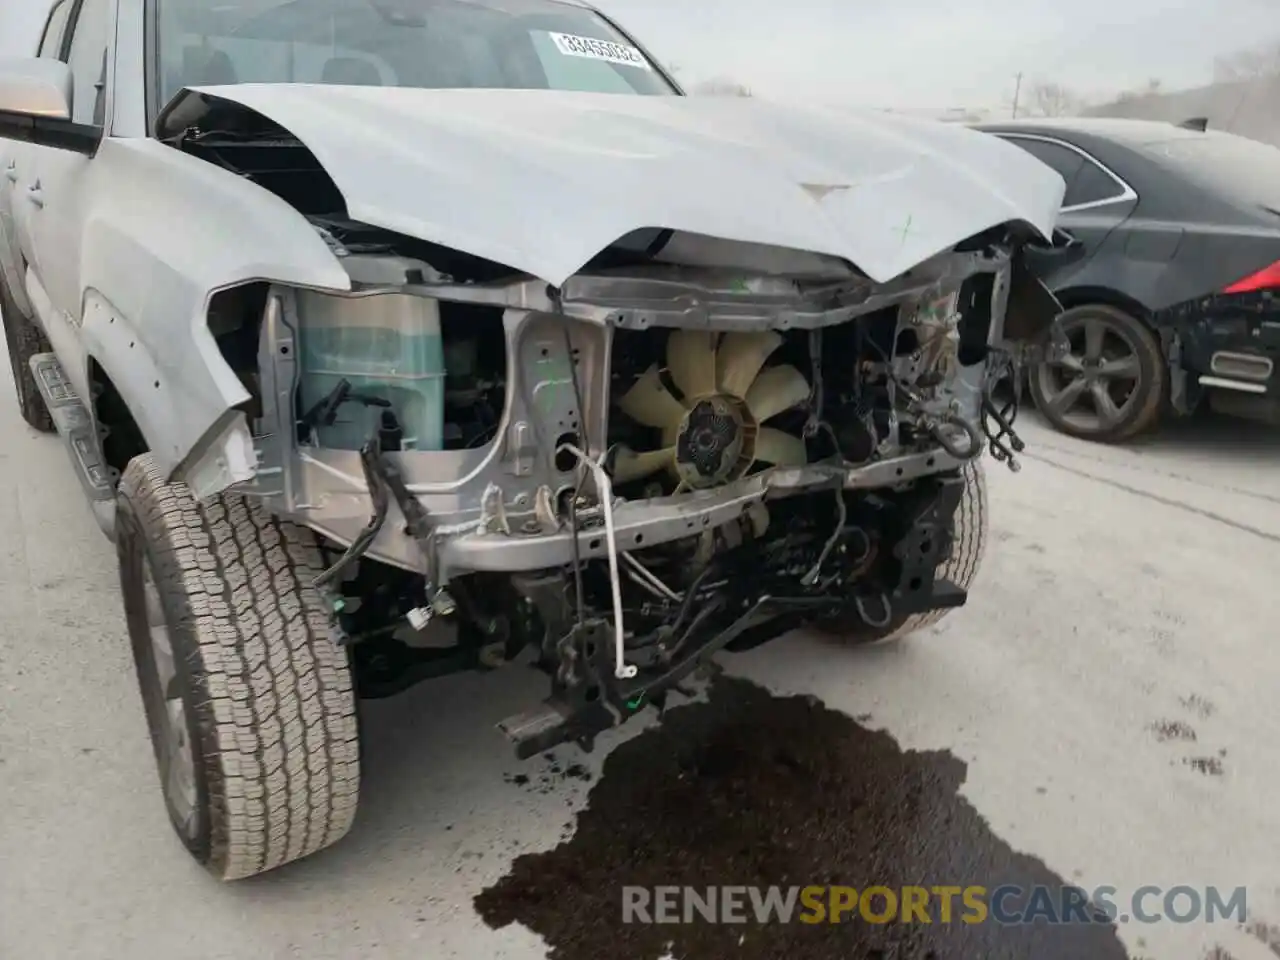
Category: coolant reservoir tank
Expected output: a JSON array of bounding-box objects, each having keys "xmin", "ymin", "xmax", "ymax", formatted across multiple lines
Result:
[{"xmin": 295, "ymin": 290, "xmax": 446, "ymax": 451}]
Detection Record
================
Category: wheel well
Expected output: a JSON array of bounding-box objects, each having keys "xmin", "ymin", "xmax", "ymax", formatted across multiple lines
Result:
[
  {"xmin": 1054, "ymin": 286, "xmax": 1154, "ymax": 325},
  {"xmin": 89, "ymin": 360, "xmax": 148, "ymax": 481},
  {"xmin": 89, "ymin": 284, "xmax": 267, "ymax": 486},
  {"xmin": 209, "ymin": 282, "xmax": 269, "ymax": 421},
  {"xmin": 1053, "ymin": 285, "xmax": 1171, "ymax": 362}
]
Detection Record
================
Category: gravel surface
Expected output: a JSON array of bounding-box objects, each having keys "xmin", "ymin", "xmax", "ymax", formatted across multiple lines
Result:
[{"xmin": 0, "ymin": 349, "xmax": 1276, "ymax": 960}]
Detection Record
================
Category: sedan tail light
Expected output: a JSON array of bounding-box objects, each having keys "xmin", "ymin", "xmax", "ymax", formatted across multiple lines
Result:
[{"xmin": 1223, "ymin": 260, "xmax": 1280, "ymax": 294}]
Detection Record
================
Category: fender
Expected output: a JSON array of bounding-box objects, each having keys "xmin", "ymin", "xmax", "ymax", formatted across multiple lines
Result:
[
  {"xmin": 76, "ymin": 138, "xmax": 350, "ymax": 487},
  {"xmin": 81, "ymin": 289, "xmax": 186, "ymax": 466}
]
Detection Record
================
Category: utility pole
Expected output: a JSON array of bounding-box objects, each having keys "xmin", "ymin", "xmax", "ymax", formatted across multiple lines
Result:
[{"xmin": 1011, "ymin": 72, "xmax": 1023, "ymax": 119}]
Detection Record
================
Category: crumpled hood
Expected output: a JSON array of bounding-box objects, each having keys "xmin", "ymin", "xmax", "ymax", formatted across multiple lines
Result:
[{"xmin": 165, "ymin": 85, "xmax": 1065, "ymax": 287}]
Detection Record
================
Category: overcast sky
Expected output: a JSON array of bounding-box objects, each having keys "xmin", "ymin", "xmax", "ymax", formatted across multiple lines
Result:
[{"xmin": 3, "ymin": 0, "xmax": 1278, "ymax": 111}]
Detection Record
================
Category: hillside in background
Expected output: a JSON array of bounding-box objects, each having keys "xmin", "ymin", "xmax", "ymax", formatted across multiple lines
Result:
[{"xmin": 1084, "ymin": 74, "xmax": 1280, "ymax": 147}]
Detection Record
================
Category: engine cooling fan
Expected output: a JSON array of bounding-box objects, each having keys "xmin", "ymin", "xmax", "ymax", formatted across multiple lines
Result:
[{"xmin": 612, "ymin": 330, "xmax": 811, "ymax": 488}]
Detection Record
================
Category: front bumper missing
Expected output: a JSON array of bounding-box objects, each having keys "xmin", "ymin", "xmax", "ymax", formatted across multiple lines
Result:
[
  {"xmin": 226, "ymin": 254, "xmax": 1021, "ymax": 758},
  {"xmin": 238, "ymin": 245, "xmax": 1018, "ymax": 580},
  {"xmin": 499, "ymin": 471, "xmax": 969, "ymax": 758},
  {"xmin": 443, "ymin": 446, "xmax": 971, "ymax": 576}
]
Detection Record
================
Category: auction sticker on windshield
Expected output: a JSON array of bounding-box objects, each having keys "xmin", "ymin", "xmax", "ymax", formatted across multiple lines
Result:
[{"xmin": 548, "ymin": 32, "xmax": 653, "ymax": 70}]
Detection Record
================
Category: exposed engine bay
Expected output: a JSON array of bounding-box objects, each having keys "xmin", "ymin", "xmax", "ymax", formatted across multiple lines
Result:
[
  {"xmin": 172, "ymin": 97, "xmax": 1061, "ymax": 756},
  {"xmin": 212, "ymin": 227, "xmax": 1052, "ymax": 757}
]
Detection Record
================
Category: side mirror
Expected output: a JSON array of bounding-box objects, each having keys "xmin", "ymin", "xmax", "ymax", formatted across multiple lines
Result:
[
  {"xmin": 1028, "ymin": 228, "xmax": 1084, "ymax": 258},
  {"xmin": 0, "ymin": 58, "xmax": 99, "ymax": 155},
  {"xmin": 0, "ymin": 58, "xmax": 74, "ymax": 120}
]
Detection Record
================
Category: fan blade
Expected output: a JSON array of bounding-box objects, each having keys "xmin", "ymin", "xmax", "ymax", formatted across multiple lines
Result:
[
  {"xmin": 611, "ymin": 446, "xmax": 675, "ymax": 484},
  {"xmin": 745, "ymin": 364, "xmax": 811, "ymax": 422},
  {"xmin": 754, "ymin": 427, "xmax": 808, "ymax": 467},
  {"xmin": 716, "ymin": 331, "xmax": 783, "ymax": 398},
  {"xmin": 667, "ymin": 330, "xmax": 718, "ymax": 402},
  {"xmin": 619, "ymin": 365, "xmax": 687, "ymax": 430}
]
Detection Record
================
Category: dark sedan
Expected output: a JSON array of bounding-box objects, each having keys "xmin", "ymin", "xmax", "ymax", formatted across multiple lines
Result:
[{"xmin": 974, "ymin": 117, "xmax": 1280, "ymax": 441}]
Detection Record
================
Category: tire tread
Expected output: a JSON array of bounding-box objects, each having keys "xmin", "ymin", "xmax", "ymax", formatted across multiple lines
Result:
[
  {"xmin": 120, "ymin": 455, "xmax": 359, "ymax": 880},
  {"xmin": 0, "ymin": 275, "xmax": 55, "ymax": 433}
]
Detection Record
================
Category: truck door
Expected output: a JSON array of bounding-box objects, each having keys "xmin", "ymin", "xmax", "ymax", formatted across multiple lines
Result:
[
  {"xmin": 23, "ymin": 0, "xmax": 112, "ymax": 405},
  {"xmin": 3, "ymin": 0, "xmax": 74, "ymax": 309}
]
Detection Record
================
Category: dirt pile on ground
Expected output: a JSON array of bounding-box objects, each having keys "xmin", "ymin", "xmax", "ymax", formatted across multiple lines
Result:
[{"xmin": 475, "ymin": 674, "xmax": 1129, "ymax": 960}]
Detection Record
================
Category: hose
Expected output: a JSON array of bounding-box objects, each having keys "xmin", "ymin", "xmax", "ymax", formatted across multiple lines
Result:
[{"xmin": 557, "ymin": 442, "xmax": 636, "ymax": 681}]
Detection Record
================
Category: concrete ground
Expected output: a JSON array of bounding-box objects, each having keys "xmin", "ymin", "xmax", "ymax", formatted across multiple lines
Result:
[{"xmin": 0, "ymin": 365, "xmax": 1276, "ymax": 959}]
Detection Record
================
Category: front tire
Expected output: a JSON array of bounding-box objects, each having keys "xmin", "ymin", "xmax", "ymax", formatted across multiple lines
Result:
[
  {"xmin": 1030, "ymin": 304, "xmax": 1165, "ymax": 442},
  {"xmin": 815, "ymin": 460, "xmax": 988, "ymax": 646},
  {"xmin": 116, "ymin": 455, "xmax": 360, "ymax": 880},
  {"xmin": 0, "ymin": 271, "xmax": 54, "ymax": 433}
]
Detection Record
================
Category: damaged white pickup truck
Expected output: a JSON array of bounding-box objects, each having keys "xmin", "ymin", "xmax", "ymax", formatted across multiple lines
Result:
[{"xmin": 0, "ymin": 0, "xmax": 1065, "ymax": 880}]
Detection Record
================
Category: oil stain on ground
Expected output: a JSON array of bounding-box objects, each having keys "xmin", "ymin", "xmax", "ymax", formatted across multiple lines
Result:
[{"xmin": 475, "ymin": 675, "xmax": 1129, "ymax": 960}]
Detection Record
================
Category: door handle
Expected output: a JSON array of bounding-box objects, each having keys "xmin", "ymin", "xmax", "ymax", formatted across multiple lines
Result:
[
  {"xmin": 4, "ymin": 161, "xmax": 16, "ymax": 184},
  {"xmin": 26, "ymin": 182, "xmax": 44, "ymax": 209}
]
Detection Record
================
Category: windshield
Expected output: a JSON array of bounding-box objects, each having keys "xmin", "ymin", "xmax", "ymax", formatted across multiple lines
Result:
[{"xmin": 153, "ymin": 0, "xmax": 677, "ymax": 108}]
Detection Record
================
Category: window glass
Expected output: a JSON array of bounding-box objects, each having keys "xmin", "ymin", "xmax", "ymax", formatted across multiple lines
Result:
[
  {"xmin": 1065, "ymin": 160, "xmax": 1126, "ymax": 207},
  {"xmin": 65, "ymin": 0, "xmax": 111, "ymax": 124},
  {"xmin": 530, "ymin": 30, "xmax": 635, "ymax": 93},
  {"xmin": 1006, "ymin": 137, "xmax": 1086, "ymax": 185},
  {"xmin": 1004, "ymin": 136, "xmax": 1130, "ymax": 209},
  {"xmin": 38, "ymin": 0, "xmax": 72, "ymax": 58},
  {"xmin": 155, "ymin": 0, "xmax": 677, "ymax": 108}
]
